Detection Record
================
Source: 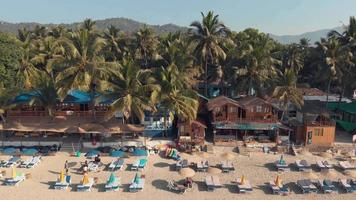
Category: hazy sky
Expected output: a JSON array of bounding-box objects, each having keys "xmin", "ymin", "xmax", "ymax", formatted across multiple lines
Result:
[{"xmin": 0, "ymin": 0, "xmax": 355, "ymax": 35}]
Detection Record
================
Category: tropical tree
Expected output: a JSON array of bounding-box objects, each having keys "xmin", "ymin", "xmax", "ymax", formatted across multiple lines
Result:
[
  {"xmin": 99, "ymin": 58, "xmax": 158, "ymax": 123},
  {"xmin": 189, "ymin": 11, "xmax": 230, "ymax": 96},
  {"xmin": 133, "ymin": 26, "xmax": 160, "ymax": 69},
  {"xmin": 103, "ymin": 25, "xmax": 123, "ymax": 61},
  {"xmin": 272, "ymin": 68, "xmax": 304, "ymax": 121}
]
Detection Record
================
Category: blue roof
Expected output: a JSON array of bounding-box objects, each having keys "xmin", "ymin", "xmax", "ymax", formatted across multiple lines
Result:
[
  {"xmin": 11, "ymin": 92, "xmax": 37, "ymax": 104},
  {"xmin": 63, "ymin": 90, "xmax": 92, "ymax": 104}
]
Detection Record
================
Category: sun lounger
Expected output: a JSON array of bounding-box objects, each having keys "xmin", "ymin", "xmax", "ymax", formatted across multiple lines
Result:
[
  {"xmin": 27, "ymin": 156, "xmax": 41, "ymax": 168},
  {"xmin": 295, "ymin": 160, "xmax": 311, "ymax": 172},
  {"xmin": 19, "ymin": 157, "xmax": 33, "ymax": 168},
  {"xmin": 108, "ymin": 159, "xmax": 124, "ymax": 171},
  {"xmin": 205, "ymin": 175, "xmax": 222, "ymax": 191},
  {"xmin": 54, "ymin": 175, "xmax": 71, "ymax": 190},
  {"xmin": 267, "ymin": 181, "xmax": 289, "ymax": 195},
  {"xmin": 176, "ymin": 159, "xmax": 189, "ymax": 171},
  {"xmin": 105, "ymin": 177, "xmax": 120, "ymax": 191},
  {"xmin": 338, "ymin": 179, "xmax": 354, "ymax": 193},
  {"xmin": 317, "ymin": 179, "xmax": 337, "ymax": 193},
  {"xmin": 4, "ymin": 156, "xmax": 21, "ymax": 168},
  {"xmin": 236, "ymin": 178, "xmax": 253, "ymax": 193},
  {"xmin": 131, "ymin": 158, "xmax": 148, "ymax": 171},
  {"xmin": 220, "ymin": 161, "xmax": 235, "ymax": 173},
  {"xmin": 274, "ymin": 161, "xmax": 289, "ymax": 172},
  {"xmin": 339, "ymin": 161, "xmax": 356, "ymax": 171},
  {"xmin": 196, "ymin": 160, "xmax": 209, "ymax": 172},
  {"xmin": 88, "ymin": 161, "xmax": 99, "ymax": 172},
  {"xmin": 4, "ymin": 173, "xmax": 26, "ymax": 186},
  {"xmin": 296, "ymin": 179, "xmax": 318, "ymax": 193},
  {"xmin": 317, "ymin": 160, "xmax": 334, "ymax": 171},
  {"xmin": 349, "ymin": 179, "xmax": 356, "ymax": 191},
  {"xmin": 129, "ymin": 174, "xmax": 145, "ymax": 192},
  {"xmin": 77, "ymin": 178, "xmax": 94, "ymax": 192},
  {"xmin": 167, "ymin": 180, "xmax": 190, "ymax": 194}
]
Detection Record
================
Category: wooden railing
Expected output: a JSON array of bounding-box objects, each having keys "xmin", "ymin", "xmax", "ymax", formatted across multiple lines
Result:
[
  {"xmin": 213, "ymin": 116, "xmax": 279, "ymax": 124},
  {"xmin": 304, "ymin": 120, "xmax": 336, "ymax": 126}
]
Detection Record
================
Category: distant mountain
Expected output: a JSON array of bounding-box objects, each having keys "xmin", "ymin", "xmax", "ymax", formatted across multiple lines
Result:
[
  {"xmin": 269, "ymin": 26, "xmax": 344, "ymax": 44},
  {"xmin": 0, "ymin": 17, "xmax": 187, "ymax": 35}
]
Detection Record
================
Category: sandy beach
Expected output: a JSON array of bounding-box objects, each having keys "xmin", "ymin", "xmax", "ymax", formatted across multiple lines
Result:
[{"xmin": 0, "ymin": 147, "xmax": 355, "ymax": 200}]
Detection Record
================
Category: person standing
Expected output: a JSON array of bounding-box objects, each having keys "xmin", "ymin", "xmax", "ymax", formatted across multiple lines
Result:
[{"xmin": 64, "ymin": 160, "xmax": 69, "ymax": 173}]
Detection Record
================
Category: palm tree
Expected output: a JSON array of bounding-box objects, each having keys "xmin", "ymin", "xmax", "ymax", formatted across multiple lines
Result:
[
  {"xmin": 189, "ymin": 11, "xmax": 230, "ymax": 96},
  {"xmin": 55, "ymin": 28, "xmax": 115, "ymax": 99},
  {"xmin": 133, "ymin": 26, "xmax": 160, "ymax": 69},
  {"xmin": 103, "ymin": 25, "xmax": 122, "ymax": 61},
  {"xmin": 278, "ymin": 43, "xmax": 304, "ymax": 73},
  {"xmin": 82, "ymin": 19, "xmax": 96, "ymax": 32},
  {"xmin": 272, "ymin": 68, "xmax": 304, "ymax": 121},
  {"xmin": 99, "ymin": 58, "xmax": 158, "ymax": 123}
]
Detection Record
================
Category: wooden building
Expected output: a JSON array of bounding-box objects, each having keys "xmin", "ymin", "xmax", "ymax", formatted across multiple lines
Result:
[
  {"xmin": 206, "ymin": 96, "xmax": 282, "ymax": 145},
  {"xmin": 177, "ymin": 120, "xmax": 207, "ymax": 152}
]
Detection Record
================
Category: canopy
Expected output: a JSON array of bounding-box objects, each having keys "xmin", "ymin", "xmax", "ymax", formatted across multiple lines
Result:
[
  {"xmin": 86, "ymin": 149, "xmax": 100, "ymax": 157},
  {"xmin": 327, "ymin": 102, "xmax": 356, "ymax": 114},
  {"xmin": 3, "ymin": 147, "xmax": 17, "ymax": 155},
  {"xmin": 335, "ymin": 120, "xmax": 356, "ymax": 132},
  {"xmin": 22, "ymin": 148, "xmax": 38, "ymax": 155},
  {"xmin": 110, "ymin": 150, "xmax": 125, "ymax": 157},
  {"xmin": 133, "ymin": 149, "xmax": 148, "ymax": 157}
]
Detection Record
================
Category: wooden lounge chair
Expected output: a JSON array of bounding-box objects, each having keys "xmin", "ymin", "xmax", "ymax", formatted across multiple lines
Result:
[
  {"xmin": 274, "ymin": 161, "xmax": 289, "ymax": 172},
  {"xmin": 295, "ymin": 160, "xmax": 311, "ymax": 172},
  {"xmin": 267, "ymin": 181, "xmax": 289, "ymax": 195},
  {"xmin": 205, "ymin": 175, "xmax": 222, "ymax": 191},
  {"xmin": 167, "ymin": 180, "xmax": 190, "ymax": 194},
  {"xmin": 54, "ymin": 175, "xmax": 71, "ymax": 190},
  {"xmin": 338, "ymin": 179, "xmax": 353, "ymax": 193},
  {"xmin": 4, "ymin": 173, "xmax": 26, "ymax": 186},
  {"xmin": 4, "ymin": 156, "xmax": 21, "ymax": 168},
  {"xmin": 236, "ymin": 178, "xmax": 253, "ymax": 193},
  {"xmin": 131, "ymin": 158, "xmax": 148, "ymax": 171},
  {"xmin": 27, "ymin": 156, "xmax": 41, "ymax": 168},
  {"xmin": 105, "ymin": 177, "xmax": 120, "ymax": 191},
  {"xmin": 317, "ymin": 179, "xmax": 337, "ymax": 193},
  {"xmin": 77, "ymin": 178, "xmax": 94, "ymax": 192},
  {"xmin": 339, "ymin": 161, "xmax": 356, "ymax": 171},
  {"xmin": 296, "ymin": 179, "xmax": 317, "ymax": 193},
  {"xmin": 129, "ymin": 173, "xmax": 145, "ymax": 192},
  {"xmin": 196, "ymin": 160, "xmax": 209, "ymax": 172},
  {"xmin": 220, "ymin": 161, "xmax": 235, "ymax": 173},
  {"xmin": 19, "ymin": 157, "xmax": 33, "ymax": 168},
  {"xmin": 108, "ymin": 159, "xmax": 124, "ymax": 171}
]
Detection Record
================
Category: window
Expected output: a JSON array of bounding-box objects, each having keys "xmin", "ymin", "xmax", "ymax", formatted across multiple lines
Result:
[
  {"xmin": 215, "ymin": 107, "xmax": 221, "ymax": 112},
  {"xmin": 307, "ymin": 131, "xmax": 313, "ymax": 144},
  {"xmin": 314, "ymin": 129, "xmax": 324, "ymax": 136},
  {"xmin": 256, "ymin": 106, "xmax": 262, "ymax": 113}
]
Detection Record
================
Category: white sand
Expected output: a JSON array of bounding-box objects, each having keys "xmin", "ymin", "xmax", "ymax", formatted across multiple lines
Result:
[{"xmin": 0, "ymin": 147, "xmax": 355, "ymax": 200}]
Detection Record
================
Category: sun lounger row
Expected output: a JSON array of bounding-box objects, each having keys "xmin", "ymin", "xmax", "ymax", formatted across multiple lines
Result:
[
  {"xmin": 19, "ymin": 156, "xmax": 41, "ymax": 168},
  {"xmin": 131, "ymin": 158, "xmax": 148, "ymax": 171},
  {"xmin": 0, "ymin": 156, "xmax": 21, "ymax": 168}
]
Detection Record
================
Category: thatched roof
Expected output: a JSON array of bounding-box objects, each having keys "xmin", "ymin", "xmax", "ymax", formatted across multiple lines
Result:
[
  {"xmin": 207, "ymin": 96, "xmax": 240, "ymax": 111},
  {"xmin": 0, "ymin": 116, "xmax": 144, "ymax": 134}
]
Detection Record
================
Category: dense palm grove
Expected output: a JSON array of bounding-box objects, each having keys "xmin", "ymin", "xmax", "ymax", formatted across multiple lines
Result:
[{"xmin": 0, "ymin": 12, "xmax": 355, "ymax": 123}]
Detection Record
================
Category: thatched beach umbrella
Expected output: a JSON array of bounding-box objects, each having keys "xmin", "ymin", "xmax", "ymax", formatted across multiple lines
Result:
[
  {"xmin": 221, "ymin": 152, "xmax": 236, "ymax": 160},
  {"xmin": 179, "ymin": 168, "xmax": 195, "ymax": 178},
  {"xmin": 207, "ymin": 167, "xmax": 222, "ymax": 175},
  {"xmin": 64, "ymin": 126, "xmax": 86, "ymax": 133}
]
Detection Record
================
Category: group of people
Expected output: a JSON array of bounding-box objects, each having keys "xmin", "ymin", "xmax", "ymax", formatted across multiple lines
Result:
[{"xmin": 63, "ymin": 154, "xmax": 102, "ymax": 174}]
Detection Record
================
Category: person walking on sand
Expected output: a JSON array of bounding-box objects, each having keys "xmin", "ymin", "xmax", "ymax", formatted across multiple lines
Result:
[{"xmin": 64, "ymin": 160, "xmax": 69, "ymax": 173}]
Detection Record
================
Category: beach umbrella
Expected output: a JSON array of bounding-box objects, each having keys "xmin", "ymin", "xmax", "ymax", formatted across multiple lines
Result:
[
  {"xmin": 22, "ymin": 148, "xmax": 38, "ymax": 156},
  {"xmin": 240, "ymin": 175, "xmax": 245, "ymax": 185},
  {"xmin": 275, "ymin": 175, "xmax": 282, "ymax": 187},
  {"xmin": 179, "ymin": 168, "xmax": 195, "ymax": 178},
  {"xmin": 108, "ymin": 173, "xmax": 116, "ymax": 184},
  {"xmin": 207, "ymin": 167, "xmax": 222, "ymax": 174},
  {"xmin": 12, "ymin": 167, "xmax": 16, "ymax": 179},
  {"xmin": 133, "ymin": 149, "xmax": 148, "ymax": 157},
  {"xmin": 110, "ymin": 150, "xmax": 125, "ymax": 157},
  {"xmin": 82, "ymin": 174, "xmax": 89, "ymax": 185},
  {"xmin": 3, "ymin": 147, "xmax": 17, "ymax": 155},
  {"xmin": 85, "ymin": 149, "xmax": 100, "ymax": 157},
  {"xmin": 221, "ymin": 152, "xmax": 235, "ymax": 160},
  {"xmin": 59, "ymin": 171, "xmax": 65, "ymax": 183},
  {"xmin": 302, "ymin": 172, "xmax": 318, "ymax": 179}
]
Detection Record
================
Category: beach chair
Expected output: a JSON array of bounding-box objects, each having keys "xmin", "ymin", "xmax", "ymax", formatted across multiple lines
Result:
[
  {"xmin": 274, "ymin": 161, "xmax": 289, "ymax": 172},
  {"xmin": 296, "ymin": 179, "xmax": 317, "ymax": 193},
  {"xmin": 108, "ymin": 159, "xmax": 124, "ymax": 171},
  {"xmin": 77, "ymin": 178, "xmax": 94, "ymax": 192},
  {"xmin": 295, "ymin": 160, "xmax": 311, "ymax": 172},
  {"xmin": 88, "ymin": 161, "xmax": 99, "ymax": 172},
  {"xmin": 19, "ymin": 157, "xmax": 33, "ymax": 168},
  {"xmin": 205, "ymin": 175, "xmax": 222, "ymax": 191},
  {"xmin": 176, "ymin": 159, "xmax": 188, "ymax": 171},
  {"xmin": 129, "ymin": 173, "xmax": 145, "ymax": 192},
  {"xmin": 349, "ymin": 179, "xmax": 356, "ymax": 191},
  {"xmin": 196, "ymin": 160, "xmax": 209, "ymax": 172},
  {"xmin": 54, "ymin": 175, "xmax": 71, "ymax": 190},
  {"xmin": 338, "ymin": 179, "xmax": 353, "ymax": 193},
  {"xmin": 236, "ymin": 178, "xmax": 253, "ymax": 193},
  {"xmin": 339, "ymin": 161, "xmax": 356, "ymax": 171},
  {"xmin": 317, "ymin": 160, "xmax": 334, "ymax": 171},
  {"xmin": 167, "ymin": 180, "xmax": 190, "ymax": 194},
  {"xmin": 105, "ymin": 174, "xmax": 120, "ymax": 191},
  {"xmin": 4, "ymin": 156, "xmax": 21, "ymax": 168},
  {"xmin": 131, "ymin": 158, "xmax": 148, "ymax": 171},
  {"xmin": 27, "ymin": 156, "xmax": 41, "ymax": 168},
  {"xmin": 267, "ymin": 181, "xmax": 289, "ymax": 195},
  {"xmin": 317, "ymin": 179, "xmax": 337, "ymax": 193},
  {"xmin": 220, "ymin": 161, "xmax": 235, "ymax": 173},
  {"xmin": 4, "ymin": 173, "xmax": 26, "ymax": 186}
]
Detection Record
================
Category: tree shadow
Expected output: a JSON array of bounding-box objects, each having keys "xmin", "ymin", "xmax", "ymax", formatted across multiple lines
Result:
[
  {"xmin": 195, "ymin": 180, "xmax": 207, "ymax": 191},
  {"xmin": 48, "ymin": 170, "xmax": 60, "ymax": 175},
  {"xmin": 169, "ymin": 164, "xmax": 177, "ymax": 171},
  {"xmin": 264, "ymin": 163, "xmax": 276, "ymax": 171},
  {"xmin": 125, "ymin": 164, "xmax": 133, "ymax": 171},
  {"xmin": 224, "ymin": 183, "xmax": 238, "ymax": 193},
  {"xmin": 153, "ymin": 162, "xmax": 170, "ymax": 168},
  {"xmin": 95, "ymin": 183, "xmax": 107, "ymax": 192},
  {"xmin": 121, "ymin": 183, "xmax": 131, "ymax": 192},
  {"xmin": 257, "ymin": 184, "xmax": 271, "ymax": 194},
  {"xmin": 151, "ymin": 179, "xmax": 169, "ymax": 191}
]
